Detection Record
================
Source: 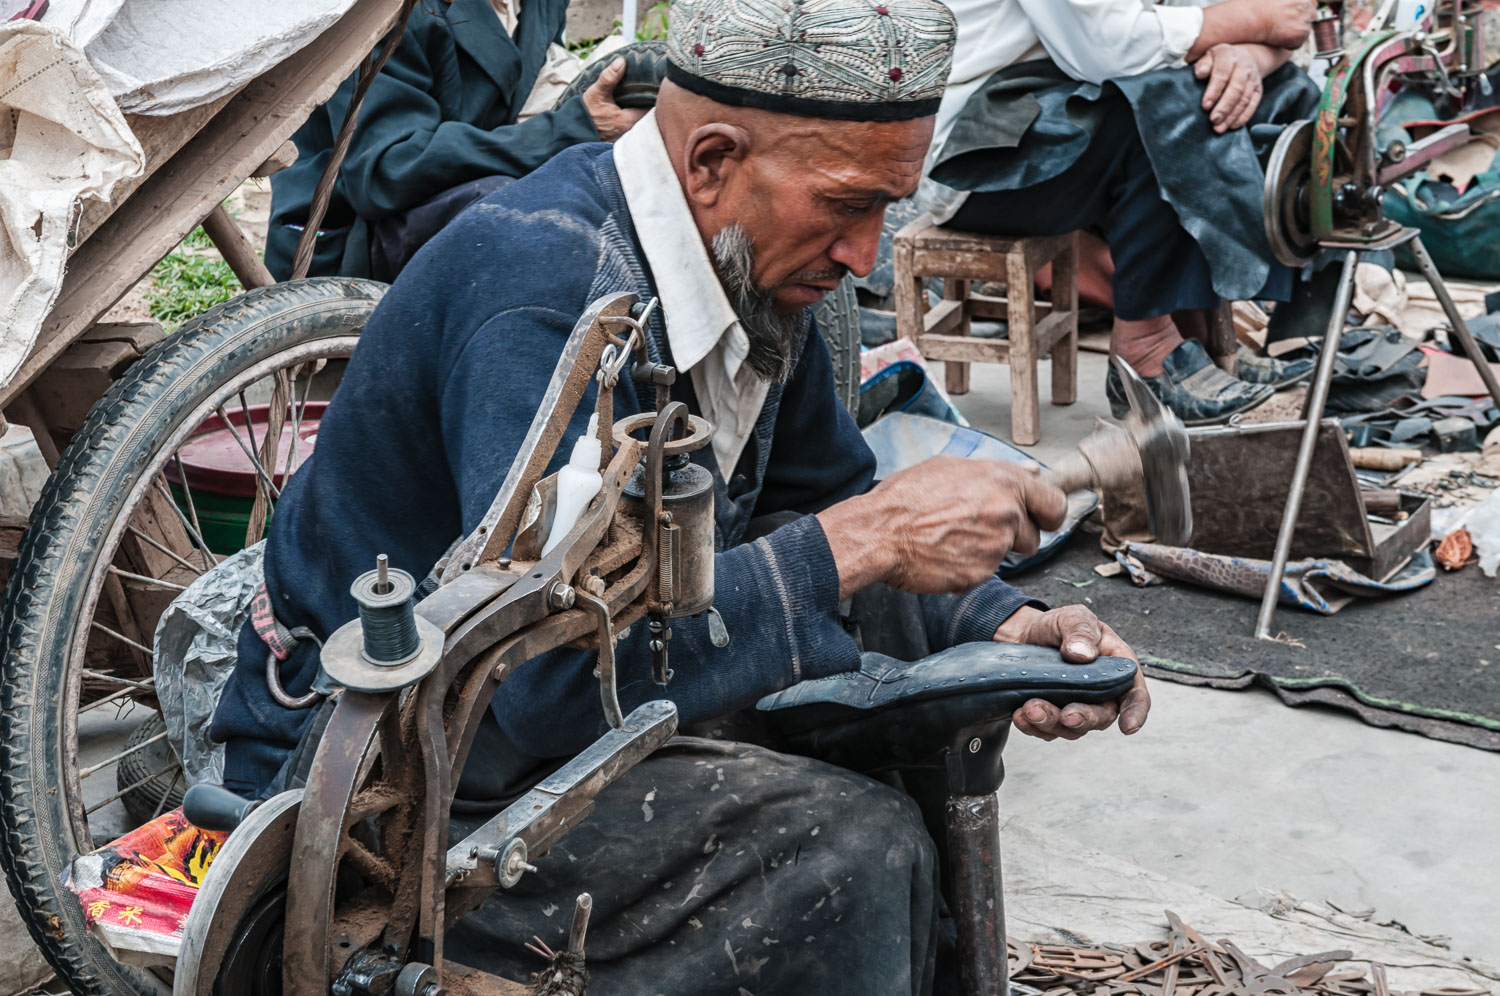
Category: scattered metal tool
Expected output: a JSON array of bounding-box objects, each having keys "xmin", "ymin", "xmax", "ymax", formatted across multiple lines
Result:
[
  {"xmin": 1007, "ymin": 913, "xmax": 1468, "ymax": 996},
  {"xmin": 1042, "ymin": 357, "xmax": 1192, "ymax": 546}
]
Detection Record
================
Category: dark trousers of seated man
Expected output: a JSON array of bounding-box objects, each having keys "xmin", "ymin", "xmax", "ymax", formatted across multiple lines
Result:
[
  {"xmin": 442, "ymin": 582, "xmax": 962, "ymax": 996},
  {"xmin": 948, "ymin": 103, "xmax": 1233, "ymax": 322}
]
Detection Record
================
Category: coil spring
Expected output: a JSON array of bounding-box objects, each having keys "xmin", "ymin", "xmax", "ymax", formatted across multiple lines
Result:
[{"xmin": 657, "ymin": 523, "xmax": 677, "ymax": 602}]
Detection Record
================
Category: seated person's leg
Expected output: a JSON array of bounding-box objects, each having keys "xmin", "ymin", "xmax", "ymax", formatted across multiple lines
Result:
[
  {"xmin": 446, "ymin": 737, "xmax": 941, "ymax": 995},
  {"xmin": 950, "ymin": 117, "xmax": 1272, "ymax": 425}
]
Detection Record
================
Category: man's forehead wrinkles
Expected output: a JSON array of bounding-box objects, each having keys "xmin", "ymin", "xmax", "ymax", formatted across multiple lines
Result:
[{"xmin": 806, "ymin": 158, "xmax": 925, "ymax": 195}]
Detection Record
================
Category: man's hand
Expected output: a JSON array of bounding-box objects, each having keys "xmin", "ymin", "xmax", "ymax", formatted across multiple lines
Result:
[
  {"xmin": 817, "ymin": 457, "xmax": 1067, "ymax": 600},
  {"xmin": 582, "ymin": 58, "xmax": 646, "ymax": 142},
  {"xmin": 1195, "ymin": 44, "xmax": 1263, "ymax": 133},
  {"xmin": 1192, "ymin": 0, "xmax": 1314, "ymax": 58},
  {"xmin": 993, "ymin": 604, "xmax": 1151, "ymax": 741}
]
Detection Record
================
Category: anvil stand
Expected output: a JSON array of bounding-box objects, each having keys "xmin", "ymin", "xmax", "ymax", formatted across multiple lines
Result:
[{"xmin": 1254, "ymin": 228, "xmax": 1500, "ymax": 638}]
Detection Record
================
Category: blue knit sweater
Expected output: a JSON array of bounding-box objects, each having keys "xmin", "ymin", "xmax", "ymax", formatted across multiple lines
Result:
[{"xmin": 211, "ymin": 144, "xmax": 1036, "ymax": 796}]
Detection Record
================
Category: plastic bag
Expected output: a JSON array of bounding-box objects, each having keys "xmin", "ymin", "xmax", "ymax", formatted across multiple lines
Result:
[{"xmin": 1465, "ymin": 489, "xmax": 1500, "ymax": 577}]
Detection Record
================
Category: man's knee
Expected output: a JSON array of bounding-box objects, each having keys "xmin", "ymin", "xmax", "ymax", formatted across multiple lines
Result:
[{"xmin": 736, "ymin": 741, "xmax": 939, "ymax": 882}]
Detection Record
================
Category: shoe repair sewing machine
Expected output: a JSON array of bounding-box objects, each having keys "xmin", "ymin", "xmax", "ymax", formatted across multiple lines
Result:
[
  {"xmin": 1255, "ymin": 0, "xmax": 1500, "ymax": 637},
  {"xmin": 75, "ymin": 292, "xmax": 1189, "ymax": 996}
]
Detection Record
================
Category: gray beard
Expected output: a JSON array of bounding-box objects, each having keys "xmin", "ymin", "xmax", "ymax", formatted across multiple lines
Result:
[{"xmin": 710, "ymin": 223, "xmax": 805, "ymax": 384}]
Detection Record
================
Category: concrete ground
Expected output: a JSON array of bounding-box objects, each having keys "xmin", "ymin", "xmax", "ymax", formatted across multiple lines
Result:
[{"xmin": 942, "ymin": 351, "xmax": 1500, "ymax": 966}]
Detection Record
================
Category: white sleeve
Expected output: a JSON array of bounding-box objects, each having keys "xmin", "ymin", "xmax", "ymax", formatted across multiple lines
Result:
[{"xmin": 1017, "ymin": 0, "xmax": 1205, "ymax": 84}]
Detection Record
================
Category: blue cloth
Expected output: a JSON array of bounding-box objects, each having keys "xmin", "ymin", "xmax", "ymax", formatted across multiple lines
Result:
[
  {"xmin": 935, "ymin": 61, "xmax": 1320, "ymax": 317},
  {"xmin": 264, "ymin": 0, "xmax": 599, "ymax": 280},
  {"xmin": 212, "ymin": 145, "xmax": 1037, "ymax": 796}
]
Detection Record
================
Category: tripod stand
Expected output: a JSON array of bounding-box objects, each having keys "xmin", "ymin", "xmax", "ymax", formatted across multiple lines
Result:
[{"xmin": 1254, "ymin": 229, "xmax": 1500, "ymax": 638}]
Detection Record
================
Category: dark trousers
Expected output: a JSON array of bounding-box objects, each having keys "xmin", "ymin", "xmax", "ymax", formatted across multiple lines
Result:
[
  {"xmin": 368, "ymin": 175, "xmax": 514, "ymax": 282},
  {"xmin": 949, "ymin": 109, "xmax": 1227, "ymax": 321},
  {"xmin": 445, "ymin": 581, "xmax": 952, "ymax": 995},
  {"xmin": 447, "ymin": 736, "xmax": 942, "ymax": 995}
]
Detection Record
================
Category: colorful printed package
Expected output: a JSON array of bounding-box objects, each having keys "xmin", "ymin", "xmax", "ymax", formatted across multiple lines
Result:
[{"xmin": 65, "ymin": 809, "xmax": 227, "ymax": 957}]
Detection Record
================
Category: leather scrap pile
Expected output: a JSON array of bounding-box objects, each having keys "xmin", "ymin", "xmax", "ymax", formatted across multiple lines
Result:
[{"xmin": 1006, "ymin": 912, "xmax": 1491, "ymax": 996}]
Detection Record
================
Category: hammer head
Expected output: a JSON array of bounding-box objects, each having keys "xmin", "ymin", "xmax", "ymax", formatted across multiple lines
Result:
[{"xmin": 1113, "ymin": 358, "xmax": 1193, "ymax": 546}]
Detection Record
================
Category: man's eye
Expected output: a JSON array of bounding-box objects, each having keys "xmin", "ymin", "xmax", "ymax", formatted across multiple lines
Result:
[{"xmin": 840, "ymin": 200, "xmax": 877, "ymax": 215}]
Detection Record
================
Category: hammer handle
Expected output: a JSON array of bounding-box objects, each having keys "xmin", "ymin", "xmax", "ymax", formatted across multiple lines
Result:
[{"xmin": 1040, "ymin": 452, "xmax": 1098, "ymax": 495}]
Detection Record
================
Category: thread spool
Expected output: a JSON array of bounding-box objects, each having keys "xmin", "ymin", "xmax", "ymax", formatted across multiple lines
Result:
[
  {"xmin": 350, "ymin": 554, "xmax": 421, "ymax": 664},
  {"xmin": 1313, "ymin": 9, "xmax": 1342, "ymax": 56}
]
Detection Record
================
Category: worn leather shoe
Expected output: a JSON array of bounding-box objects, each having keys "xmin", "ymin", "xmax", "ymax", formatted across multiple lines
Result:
[
  {"xmin": 1234, "ymin": 345, "xmax": 1315, "ymax": 388},
  {"xmin": 1107, "ymin": 340, "xmax": 1273, "ymax": 425}
]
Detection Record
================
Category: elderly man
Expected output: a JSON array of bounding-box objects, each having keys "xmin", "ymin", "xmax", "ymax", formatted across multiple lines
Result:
[
  {"xmin": 923, "ymin": 0, "xmax": 1322, "ymax": 425},
  {"xmin": 213, "ymin": 0, "xmax": 1148, "ymax": 990}
]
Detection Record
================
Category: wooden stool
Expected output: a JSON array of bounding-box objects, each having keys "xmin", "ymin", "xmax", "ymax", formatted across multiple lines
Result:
[{"xmin": 893, "ymin": 219, "xmax": 1079, "ymax": 446}]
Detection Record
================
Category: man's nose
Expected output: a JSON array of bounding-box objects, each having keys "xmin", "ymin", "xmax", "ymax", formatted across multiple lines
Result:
[{"xmin": 827, "ymin": 210, "xmax": 886, "ymax": 278}]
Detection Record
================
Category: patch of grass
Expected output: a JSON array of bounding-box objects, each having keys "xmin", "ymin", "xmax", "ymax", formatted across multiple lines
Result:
[
  {"xmin": 567, "ymin": 0, "xmax": 670, "ymax": 57},
  {"xmin": 640, "ymin": 1, "xmax": 670, "ymax": 40},
  {"xmin": 145, "ymin": 226, "xmax": 243, "ymax": 330}
]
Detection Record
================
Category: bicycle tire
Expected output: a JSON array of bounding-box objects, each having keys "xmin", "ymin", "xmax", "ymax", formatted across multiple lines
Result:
[{"xmin": 0, "ymin": 277, "xmax": 384, "ymax": 996}]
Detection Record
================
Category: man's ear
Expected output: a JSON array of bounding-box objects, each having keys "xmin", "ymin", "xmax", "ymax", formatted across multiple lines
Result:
[{"xmin": 681, "ymin": 123, "xmax": 751, "ymax": 208}]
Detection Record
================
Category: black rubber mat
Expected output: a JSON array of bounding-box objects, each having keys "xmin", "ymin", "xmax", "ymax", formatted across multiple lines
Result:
[{"xmin": 1007, "ymin": 528, "xmax": 1500, "ymax": 751}]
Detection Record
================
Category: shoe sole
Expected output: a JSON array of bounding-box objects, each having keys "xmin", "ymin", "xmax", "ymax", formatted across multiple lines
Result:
[{"xmin": 1109, "ymin": 388, "xmax": 1274, "ymax": 426}]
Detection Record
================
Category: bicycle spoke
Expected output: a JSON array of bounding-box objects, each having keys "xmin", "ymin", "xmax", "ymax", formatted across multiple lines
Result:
[
  {"xmin": 107, "ymin": 565, "xmax": 188, "ymax": 593},
  {"xmin": 245, "ymin": 374, "xmax": 290, "ymax": 548},
  {"xmin": 237, "ymin": 391, "xmax": 284, "ymax": 503},
  {"xmin": 79, "ymin": 728, "xmax": 169, "ymax": 779},
  {"xmin": 126, "ymin": 524, "xmax": 207, "ymax": 576},
  {"xmin": 171, "ymin": 453, "xmax": 217, "ymax": 569},
  {"xmin": 80, "ymin": 683, "xmax": 151, "ymax": 715},
  {"xmin": 214, "ymin": 402, "xmax": 282, "ymax": 503},
  {"xmin": 80, "ymin": 667, "xmax": 155, "ymax": 691},
  {"xmin": 88, "ymin": 623, "xmax": 153, "ymax": 659},
  {"xmin": 154, "ymin": 479, "xmax": 221, "ymax": 569},
  {"xmin": 86, "ymin": 760, "xmax": 180, "ymax": 815},
  {"xmin": 152, "ymin": 768, "xmax": 183, "ymax": 820}
]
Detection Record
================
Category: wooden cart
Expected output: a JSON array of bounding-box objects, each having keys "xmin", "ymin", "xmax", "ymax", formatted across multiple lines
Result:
[{"xmin": 0, "ymin": 4, "xmax": 407, "ymax": 993}]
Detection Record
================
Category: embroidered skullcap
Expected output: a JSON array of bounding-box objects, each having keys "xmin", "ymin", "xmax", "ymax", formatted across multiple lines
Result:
[{"xmin": 665, "ymin": 0, "xmax": 956, "ymax": 122}]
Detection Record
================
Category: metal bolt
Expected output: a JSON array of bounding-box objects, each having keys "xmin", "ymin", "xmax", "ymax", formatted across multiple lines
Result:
[
  {"xmin": 548, "ymin": 581, "xmax": 576, "ymax": 610},
  {"xmin": 968, "ymin": 738, "xmax": 982, "ymax": 754},
  {"xmin": 498, "ymin": 557, "xmax": 512, "ymax": 569},
  {"xmin": 375, "ymin": 554, "xmax": 391, "ymax": 595},
  {"xmin": 506, "ymin": 847, "xmax": 539, "ymax": 878}
]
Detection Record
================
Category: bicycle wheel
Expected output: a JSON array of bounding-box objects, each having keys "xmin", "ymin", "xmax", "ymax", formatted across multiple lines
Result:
[{"xmin": 0, "ymin": 277, "xmax": 384, "ymax": 996}]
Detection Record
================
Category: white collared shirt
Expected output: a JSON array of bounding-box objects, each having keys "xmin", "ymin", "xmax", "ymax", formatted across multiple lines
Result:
[
  {"xmin": 612, "ymin": 110, "xmax": 772, "ymax": 478},
  {"xmin": 921, "ymin": 0, "xmax": 1205, "ymax": 221},
  {"xmin": 489, "ymin": 0, "xmax": 519, "ymax": 37}
]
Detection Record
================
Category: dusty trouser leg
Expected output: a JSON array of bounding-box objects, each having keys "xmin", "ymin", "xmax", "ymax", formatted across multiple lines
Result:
[{"xmin": 445, "ymin": 735, "xmax": 942, "ymax": 996}]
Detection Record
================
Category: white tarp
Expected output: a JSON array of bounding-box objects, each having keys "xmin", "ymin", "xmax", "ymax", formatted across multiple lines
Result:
[
  {"xmin": 40, "ymin": 0, "xmax": 361, "ymax": 115},
  {"xmin": 0, "ymin": 0, "xmax": 359, "ymax": 390},
  {"xmin": 0, "ymin": 19, "xmax": 143, "ymax": 391}
]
